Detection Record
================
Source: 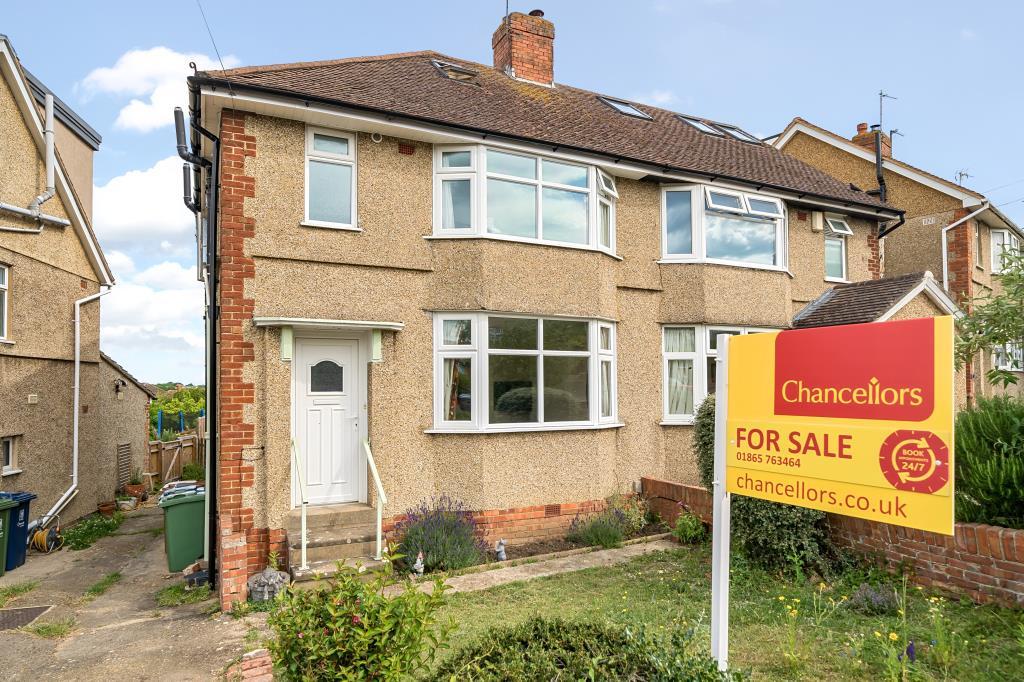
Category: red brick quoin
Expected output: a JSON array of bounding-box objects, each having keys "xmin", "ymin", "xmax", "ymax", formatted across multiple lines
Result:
[
  {"xmin": 641, "ymin": 477, "xmax": 1024, "ymax": 607},
  {"xmin": 217, "ymin": 110, "xmax": 287, "ymax": 609}
]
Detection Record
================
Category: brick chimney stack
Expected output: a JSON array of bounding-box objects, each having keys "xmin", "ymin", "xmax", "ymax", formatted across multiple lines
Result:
[
  {"xmin": 852, "ymin": 122, "xmax": 892, "ymax": 158},
  {"xmin": 492, "ymin": 9, "xmax": 555, "ymax": 86}
]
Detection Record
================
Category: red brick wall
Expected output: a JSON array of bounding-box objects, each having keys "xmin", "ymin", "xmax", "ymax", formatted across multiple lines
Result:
[
  {"xmin": 868, "ymin": 225, "xmax": 881, "ymax": 279},
  {"xmin": 944, "ymin": 209, "xmax": 977, "ymax": 402},
  {"xmin": 216, "ymin": 110, "xmax": 286, "ymax": 609},
  {"xmin": 491, "ymin": 12, "xmax": 555, "ymax": 85},
  {"xmin": 225, "ymin": 649, "xmax": 273, "ymax": 682},
  {"xmin": 383, "ymin": 498, "xmax": 607, "ymax": 545},
  {"xmin": 641, "ymin": 477, "xmax": 1024, "ymax": 607}
]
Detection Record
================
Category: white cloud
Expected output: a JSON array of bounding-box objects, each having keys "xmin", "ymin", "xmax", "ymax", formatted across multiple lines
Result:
[
  {"xmin": 631, "ymin": 89, "xmax": 676, "ymax": 107},
  {"xmin": 93, "ymin": 156, "xmax": 195, "ymax": 254},
  {"xmin": 133, "ymin": 261, "xmax": 199, "ymax": 290},
  {"xmin": 106, "ymin": 250, "xmax": 135, "ymax": 279},
  {"xmin": 80, "ymin": 47, "xmax": 240, "ymax": 132}
]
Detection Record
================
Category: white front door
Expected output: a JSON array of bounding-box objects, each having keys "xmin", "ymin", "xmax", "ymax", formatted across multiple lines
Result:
[{"xmin": 294, "ymin": 338, "xmax": 362, "ymax": 505}]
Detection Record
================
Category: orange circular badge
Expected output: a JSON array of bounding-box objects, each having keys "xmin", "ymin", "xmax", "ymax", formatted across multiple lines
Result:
[{"xmin": 878, "ymin": 430, "xmax": 949, "ymax": 494}]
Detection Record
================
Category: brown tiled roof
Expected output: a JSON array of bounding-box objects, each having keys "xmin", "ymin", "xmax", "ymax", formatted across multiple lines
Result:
[
  {"xmin": 779, "ymin": 117, "xmax": 986, "ymax": 201},
  {"xmin": 196, "ymin": 52, "xmax": 894, "ymax": 212},
  {"xmin": 792, "ymin": 272, "xmax": 928, "ymax": 329}
]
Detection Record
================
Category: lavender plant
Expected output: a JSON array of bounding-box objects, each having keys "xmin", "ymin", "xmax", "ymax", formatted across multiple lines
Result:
[
  {"xmin": 567, "ymin": 508, "xmax": 628, "ymax": 549},
  {"xmin": 394, "ymin": 496, "xmax": 486, "ymax": 573}
]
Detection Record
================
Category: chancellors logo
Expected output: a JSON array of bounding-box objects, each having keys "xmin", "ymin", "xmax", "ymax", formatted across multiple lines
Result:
[{"xmin": 774, "ymin": 318, "xmax": 935, "ymax": 421}]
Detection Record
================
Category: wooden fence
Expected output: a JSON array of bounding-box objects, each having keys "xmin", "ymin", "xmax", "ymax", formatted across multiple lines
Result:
[{"xmin": 147, "ymin": 433, "xmax": 207, "ymax": 486}]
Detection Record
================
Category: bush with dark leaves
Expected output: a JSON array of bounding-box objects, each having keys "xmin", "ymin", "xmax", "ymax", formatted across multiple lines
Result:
[{"xmin": 394, "ymin": 496, "xmax": 486, "ymax": 574}]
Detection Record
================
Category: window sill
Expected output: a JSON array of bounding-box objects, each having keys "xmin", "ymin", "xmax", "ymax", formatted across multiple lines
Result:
[
  {"xmin": 660, "ymin": 419, "xmax": 695, "ymax": 427},
  {"xmin": 300, "ymin": 220, "xmax": 362, "ymax": 232},
  {"xmin": 1, "ymin": 468, "xmax": 22, "ymax": 477},
  {"xmin": 0, "ymin": 339, "xmax": 13, "ymax": 345},
  {"xmin": 658, "ymin": 258, "xmax": 792, "ymax": 276},
  {"xmin": 824, "ymin": 277, "xmax": 849, "ymax": 284},
  {"xmin": 425, "ymin": 422, "xmax": 625, "ymax": 434},
  {"xmin": 425, "ymin": 234, "xmax": 622, "ymax": 260}
]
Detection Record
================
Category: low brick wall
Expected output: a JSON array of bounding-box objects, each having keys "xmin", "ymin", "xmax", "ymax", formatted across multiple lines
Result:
[
  {"xmin": 225, "ymin": 649, "xmax": 273, "ymax": 681},
  {"xmin": 383, "ymin": 498, "xmax": 608, "ymax": 545},
  {"xmin": 641, "ymin": 476, "xmax": 1024, "ymax": 607}
]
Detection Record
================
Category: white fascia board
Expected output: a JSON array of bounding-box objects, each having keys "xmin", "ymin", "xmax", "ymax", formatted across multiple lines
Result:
[
  {"xmin": 200, "ymin": 87, "xmax": 900, "ymax": 219},
  {"xmin": 875, "ymin": 277, "xmax": 962, "ymax": 323},
  {"xmin": 774, "ymin": 123, "xmax": 984, "ymax": 210},
  {"xmin": 252, "ymin": 317, "xmax": 405, "ymax": 331},
  {"xmin": 0, "ymin": 40, "xmax": 113, "ymax": 285}
]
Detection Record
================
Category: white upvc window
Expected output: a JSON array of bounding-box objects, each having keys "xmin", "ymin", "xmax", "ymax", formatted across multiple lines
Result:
[
  {"xmin": 304, "ymin": 126, "xmax": 357, "ymax": 230},
  {"xmin": 825, "ymin": 235, "xmax": 847, "ymax": 281},
  {"xmin": 994, "ymin": 343, "xmax": 1024, "ymax": 372},
  {"xmin": 991, "ymin": 229, "xmax": 1021, "ymax": 274},
  {"xmin": 0, "ymin": 264, "xmax": 7, "ymax": 340},
  {"xmin": 432, "ymin": 145, "xmax": 617, "ymax": 255},
  {"xmin": 1, "ymin": 436, "xmax": 17, "ymax": 475},
  {"xmin": 661, "ymin": 325, "xmax": 775, "ymax": 424},
  {"xmin": 432, "ymin": 313, "xmax": 617, "ymax": 431},
  {"xmin": 825, "ymin": 216, "xmax": 853, "ymax": 236},
  {"xmin": 661, "ymin": 185, "xmax": 788, "ymax": 269}
]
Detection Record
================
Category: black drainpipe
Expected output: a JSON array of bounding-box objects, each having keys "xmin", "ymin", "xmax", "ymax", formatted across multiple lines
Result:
[{"xmin": 871, "ymin": 124, "xmax": 887, "ymax": 204}]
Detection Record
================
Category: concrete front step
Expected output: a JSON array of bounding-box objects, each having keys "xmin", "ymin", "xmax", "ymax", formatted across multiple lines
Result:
[
  {"xmin": 286, "ymin": 502, "xmax": 377, "ymax": 532},
  {"xmin": 290, "ymin": 557, "xmax": 387, "ymax": 584}
]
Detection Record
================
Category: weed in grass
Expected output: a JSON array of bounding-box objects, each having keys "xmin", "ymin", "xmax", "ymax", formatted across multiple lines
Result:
[
  {"xmin": 924, "ymin": 594, "xmax": 962, "ymax": 677},
  {"xmin": 83, "ymin": 572, "xmax": 122, "ymax": 601},
  {"xmin": 0, "ymin": 581, "xmax": 38, "ymax": 608},
  {"xmin": 22, "ymin": 618, "xmax": 75, "ymax": 639},
  {"xmin": 156, "ymin": 583, "xmax": 212, "ymax": 607},
  {"xmin": 566, "ymin": 509, "xmax": 626, "ymax": 548},
  {"xmin": 230, "ymin": 598, "xmax": 278, "ymax": 619},
  {"xmin": 62, "ymin": 512, "xmax": 124, "ymax": 550}
]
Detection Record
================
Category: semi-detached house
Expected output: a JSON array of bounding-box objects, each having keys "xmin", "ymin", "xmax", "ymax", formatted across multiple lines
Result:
[{"xmin": 185, "ymin": 11, "xmax": 917, "ymax": 607}]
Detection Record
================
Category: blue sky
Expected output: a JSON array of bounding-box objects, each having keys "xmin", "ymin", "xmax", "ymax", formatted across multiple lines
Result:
[{"xmin": 5, "ymin": 1, "xmax": 1023, "ymax": 384}]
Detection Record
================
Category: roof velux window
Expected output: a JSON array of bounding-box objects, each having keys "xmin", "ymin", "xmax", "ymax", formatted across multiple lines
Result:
[
  {"xmin": 678, "ymin": 115, "xmax": 724, "ymax": 136},
  {"xmin": 716, "ymin": 124, "xmax": 761, "ymax": 144},
  {"xmin": 432, "ymin": 60, "xmax": 478, "ymax": 83},
  {"xmin": 825, "ymin": 216, "xmax": 854, "ymax": 236},
  {"xmin": 598, "ymin": 96, "xmax": 652, "ymax": 120}
]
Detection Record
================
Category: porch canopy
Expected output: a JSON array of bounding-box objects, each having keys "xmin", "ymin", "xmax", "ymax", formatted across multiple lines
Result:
[{"xmin": 252, "ymin": 317, "xmax": 404, "ymax": 362}]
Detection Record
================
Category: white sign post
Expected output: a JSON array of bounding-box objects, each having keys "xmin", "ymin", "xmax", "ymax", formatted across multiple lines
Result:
[{"xmin": 710, "ymin": 337, "xmax": 731, "ymax": 671}]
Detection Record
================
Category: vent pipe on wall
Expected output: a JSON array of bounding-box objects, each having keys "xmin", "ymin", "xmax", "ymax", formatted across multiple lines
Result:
[{"xmin": 29, "ymin": 93, "xmax": 56, "ymax": 214}]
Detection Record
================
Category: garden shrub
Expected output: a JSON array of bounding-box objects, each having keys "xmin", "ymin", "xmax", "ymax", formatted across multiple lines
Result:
[
  {"xmin": 431, "ymin": 616, "xmax": 744, "ymax": 681},
  {"xmin": 694, "ymin": 396, "xmax": 834, "ymax": 574},
  {"xmin": 62, "ymin": 512, "xmax": 124, "ymax": 550},
  {"xmin": 955, "ymin": 396, "xmax": 1024, "ymax": 528},
  {"xmin": 846, "ymin": 582, "xmax": 899, "ymax": 615},
  {"xmin": 268, "ymin": 565, "xmax": 450, "ymax": 680},
  {"xmin": 181, "ymin": 462, "xmax": 205, "ymax": 481},
  {"xmin": 672, "ymin": 512, "xmax": 707, "ymax": 544},
  {"xmin": 394, "ymin": 496, "xmax": 485, "ymax": 573},
  {"xmin": 567, "ymin": 509, "xmax": 626, "ymax": 548},
  {"xmin": 606, "ymin": 493, "xmax": 650, "ymax": 534}
]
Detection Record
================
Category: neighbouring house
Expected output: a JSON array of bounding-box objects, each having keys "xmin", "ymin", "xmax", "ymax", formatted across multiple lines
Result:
[
  {"xmin": 773, "ymin": 118, "xmax": 1024, "ymax": 399},
  {"xmin": 0, "ymin": 35, "xmax": 152, "ymax": 529},
  {"xmin": 184, "ymin": 10, "xmax": 916, "ymax": 607}
]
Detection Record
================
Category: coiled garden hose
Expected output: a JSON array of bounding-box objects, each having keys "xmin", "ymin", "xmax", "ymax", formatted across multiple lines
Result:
[{"xmin": 30, "ymin": 524, "xmax": 63, "ymax": 553}]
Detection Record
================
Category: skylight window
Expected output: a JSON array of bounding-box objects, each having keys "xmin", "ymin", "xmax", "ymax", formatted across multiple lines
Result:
[
  {"xmin": 432, "ymin": 60, "xmax": 478, "ymax": 83},
  {"xmin": 825, "ymin": 216, "xmax": 854, "ymax": 236},
  {"xmin": 598, "ymin": 96, "xmax": 652, "ymax": 120},
  {"xmin": 715, "ymin": 124, "xmax": 761, "ymax": 144},
  {"xmin": 677, "ymin": 115, "xmax": 724, "ymax": 136}
]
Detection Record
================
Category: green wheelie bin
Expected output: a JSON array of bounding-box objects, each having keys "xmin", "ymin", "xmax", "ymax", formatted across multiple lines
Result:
[
  {"xmin": 0, "ymin": 497, "xmax": 17, "ymax": 577},
  {"xmin": 159, "ymin": 492, "xmax": 205, "ymax": 572}
]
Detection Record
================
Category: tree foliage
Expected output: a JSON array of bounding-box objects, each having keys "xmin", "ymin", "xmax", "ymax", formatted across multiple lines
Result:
[{"xmin": 956, "ymin": 249, "xmax": 1024, "ymax": 387}]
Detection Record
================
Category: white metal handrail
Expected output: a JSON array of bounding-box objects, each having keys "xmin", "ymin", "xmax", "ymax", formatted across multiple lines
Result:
[
  {"xmin": 363, "ymin": 439, "xmax": 387, "ymax": 560},
  {"xmin": 290, "ymin": 440, "xmax": 309, "ymax": 570}
]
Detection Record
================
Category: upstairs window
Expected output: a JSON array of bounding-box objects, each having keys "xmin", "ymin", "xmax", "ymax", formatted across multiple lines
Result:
[
  {"xmin": 662, "ymin": 185, "xmax": 787, "ymax": 269},
  {"xmin": 305, "ymin": 127, "xmax": 357, "ymax": 230},
  {"xmin": 597, "ymin": 96, "xmax": 652, "ymax": 120},
  {"xmin": 991, "ymin": 229, "xmax": 1020, "ymax": 274},
  {"xmin": 433, "ymin": 145, "xmax": 617, "ymax": 254},
  {"xmin": 825, "ymin": 215, "xmax": 851, "ymax": 281},
  {"xmin": 0, "ymin": 264, "xmax": 7, "ymax": 339},
  {"xmin": 994, "ymin": 343, "xmax": 1024, "ymax": 372}
]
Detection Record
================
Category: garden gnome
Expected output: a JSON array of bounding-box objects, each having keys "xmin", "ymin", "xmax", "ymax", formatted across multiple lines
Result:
[
  {"xmin": 495, "ymin": 538, "xmax": 507, "ymax": 561},
  {"xmin": 412, "ymin": 551, "xmax": 424, "ymax": 577}
]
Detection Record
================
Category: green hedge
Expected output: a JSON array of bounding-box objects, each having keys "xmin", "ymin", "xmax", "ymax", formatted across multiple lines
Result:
[{"xmin": 955, "ymin": 397, "xmax": 1024, "ymax": 528}]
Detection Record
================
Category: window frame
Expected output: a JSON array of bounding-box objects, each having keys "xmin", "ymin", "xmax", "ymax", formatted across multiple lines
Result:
[
  {"xmin": 431, "ymin": 313, "xmax": 618, "ymax": 432},
  {"xmin": 303, "ymin": 126, "xmax": 358, "ymax": 231},
  {"xmin": 824, "ymin": 235, "xmax": 848, "ymax": 282},
  {"xmin": 994, "ymin": 342, "xmax": 1024, "ymax": 372},
  {"xmin": 661, "ymin": 185, "xmax": 789, "ymax": 270},
  {"xmin": 597, "ymin": 96, "xmax": 652, "ymax": 120},
  {"xmin": 975, "ymin": 222, "xmax": 984, "ymax": 267},
  {"xmin": 431, "ymin": 144, "xmax": 617, "ymax": 255},
  {"xmin": 1, "ymin": 435, "xmax": 17, "ymax": 476},
  {"xmin": 825, "ymin": 216, "xmax": 854, "ymax": 236},
  {"xmin": 991, "ymin": 228, "xmax": 1020, "ymax": 274},
  {"xmin": 661, "ymin": 325, "xmax": 776, "ymax": 424},
  {"xmin": 677, "ymin": 115, "xmax": 725, "ymax": 136},
  {"xmin": 715, "ymin": 124, "xmax": 762, "ymax": 144},
  {"xmin": 0, "ymin": 263, "xmax": 8, "ymax": 341}
]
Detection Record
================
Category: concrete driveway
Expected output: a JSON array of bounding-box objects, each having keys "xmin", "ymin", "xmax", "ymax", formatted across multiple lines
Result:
[{"xmin": 0, "ymin": 506, "xmax": 261, "ymax": 680}]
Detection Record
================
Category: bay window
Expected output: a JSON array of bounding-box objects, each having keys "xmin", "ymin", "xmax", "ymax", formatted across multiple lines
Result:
[
  {"xmin": 991, "ymin": 229, "xmax": 1021, "ymax": 274},
  {"xmin": 662, "ymin": 325, "xmax": 774, "ymax": 424},
  {"xmin": 661, "ymin": 185, "xmax": 787, "ymax": 269},
  {"xmin": 304, "ymin": 126, "xmax": 357, "ymax": 229},
  {"xmin": 433, "ymin": 145, "xmax": 617, "ymax": 253},
  {"xmin": 432, "ymin": 313, "xmax": 618, "ymax": 431}
]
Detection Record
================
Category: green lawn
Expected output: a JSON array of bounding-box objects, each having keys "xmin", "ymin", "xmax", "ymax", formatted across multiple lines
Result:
[{"xmin": 436, "ymin": 545, "xmax": 1024, "ymax": 680}]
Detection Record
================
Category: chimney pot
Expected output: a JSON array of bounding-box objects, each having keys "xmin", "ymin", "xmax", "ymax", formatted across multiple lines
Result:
[
  {"xmin": 492, "ymin": 11, "xmax": 555, "ymax": 85},
  {"xmin": 856, "ymin": 122, "xmax": 868, "ymax": 134}
]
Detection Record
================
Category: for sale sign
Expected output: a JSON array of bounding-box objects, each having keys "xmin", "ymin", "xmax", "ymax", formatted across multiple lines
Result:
[{"xmin": 724, "ymin": 316, "xmax": 955, "ymax": 535}]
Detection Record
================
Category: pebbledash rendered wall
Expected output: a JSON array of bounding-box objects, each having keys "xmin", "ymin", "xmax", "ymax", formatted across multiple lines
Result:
[
  {"xmin": 642, "ymin": 477, "xmax": 1024, "ymax": 607},
  {"xmin": 214, "ymin": 108, "xmax": 883, "ymax": 605}
]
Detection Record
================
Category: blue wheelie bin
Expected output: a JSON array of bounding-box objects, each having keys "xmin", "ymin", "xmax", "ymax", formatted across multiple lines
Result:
[{"xmin": 0, "ymin": 492, "xmax": 37, "ymax": 572}]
